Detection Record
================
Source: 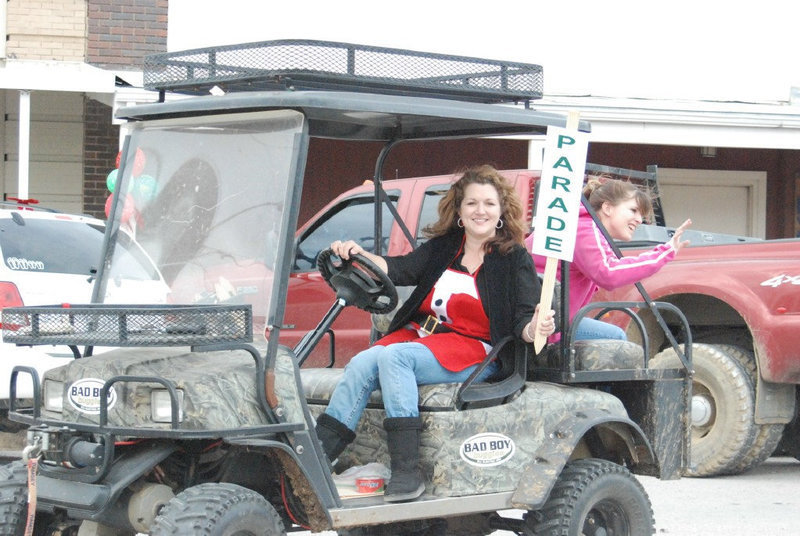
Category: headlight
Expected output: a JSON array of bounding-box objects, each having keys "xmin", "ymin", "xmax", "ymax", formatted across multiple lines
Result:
[
  {"xmin": 43, "ymin": 380, "xmax": 64, "ymax": 412},
  {"xmin": 151, "ymin": 389, "xmax": 184, "ymax": 423}
]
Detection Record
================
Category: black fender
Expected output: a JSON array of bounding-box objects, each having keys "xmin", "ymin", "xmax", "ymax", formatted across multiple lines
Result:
[
  {"xmin": 511, "ymin": 408, "xmax": 654, "ymax": 510},
  {"xmin": 224, "ymin": 435, "xmax": 338, "ymax": 532}
]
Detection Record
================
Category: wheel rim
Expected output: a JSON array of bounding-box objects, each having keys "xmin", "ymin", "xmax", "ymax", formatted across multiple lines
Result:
[
  {"xmin": 582, "ymin": 499, "xmax": 630, "ymax": 535},
  {"xmin": 691, "ymin": 383, "xmax": 716, "ymax": 432}
]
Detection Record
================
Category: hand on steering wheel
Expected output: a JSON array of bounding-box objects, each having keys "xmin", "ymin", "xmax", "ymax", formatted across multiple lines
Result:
[{"xmin": 317, "ymin": 248, "xmax": 398, "ymax": 314}]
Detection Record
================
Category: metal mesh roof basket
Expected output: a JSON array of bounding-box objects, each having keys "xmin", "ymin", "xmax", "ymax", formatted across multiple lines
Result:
[
  {"xmin": 1, "ymin": 304, "xmax": 252, "ymax": 347},
  {"xmin": 144, "ymin": 39, "xmax": 544, "ymax": 104}
]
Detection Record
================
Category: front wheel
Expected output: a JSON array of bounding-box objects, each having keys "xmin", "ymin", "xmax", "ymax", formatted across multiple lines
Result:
[
  {"xmin": 525, "ymin": 458, "xmax": 654, "ymax": 536},
  {"xmin": 150, "ymin": 482, "xmax": 284, "ymax": 536},
  {"xmin": 0, "ymin": 461, "xmax": 61, "ymax": 536},
  {"xmin": 651, "ymin": 343, "xmax": 756, "ymax": 476},
  {"xmin": 0, "ymin": 461, "xmax": 28, "ymax": 534}
]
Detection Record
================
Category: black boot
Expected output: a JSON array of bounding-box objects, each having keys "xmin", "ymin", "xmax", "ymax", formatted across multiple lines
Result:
[
  {"xmin": 315, "ymin": 413, "xmax": 356, "ymax": 465},
  {"xmin": 383, "ymin": 416, "xmax": 425, "ymax": 502}
]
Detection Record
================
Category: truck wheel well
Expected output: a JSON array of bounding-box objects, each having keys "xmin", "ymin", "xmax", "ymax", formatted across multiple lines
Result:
[{"xmin": 630, "ymin": 293, "xmax": 752, "ymax": 357}]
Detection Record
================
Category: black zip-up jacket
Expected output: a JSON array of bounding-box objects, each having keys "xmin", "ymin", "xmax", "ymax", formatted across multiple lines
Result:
[{"xmin": 384, "ymin": 230, "xmax": 540, "ymax": 347}]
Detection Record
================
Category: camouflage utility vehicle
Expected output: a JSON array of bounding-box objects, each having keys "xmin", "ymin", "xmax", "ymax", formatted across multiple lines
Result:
[{"xmin": 0, "ymin": 41, "xmax": 690, "ymax": 535}]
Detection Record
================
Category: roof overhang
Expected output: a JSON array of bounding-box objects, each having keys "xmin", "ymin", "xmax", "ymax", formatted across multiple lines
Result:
[
  {"xmin": 534, "ymin": 95, "xmax": 800, "ymax": 150},
  {"xmin": 0, "ymin": 59, "xmax": 116, "ymax": 93}
]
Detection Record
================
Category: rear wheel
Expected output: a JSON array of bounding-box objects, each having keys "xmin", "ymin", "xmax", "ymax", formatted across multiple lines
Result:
[
  {"xmin": 525, "ymin": 458, "xmax": 654, "ymax": 536},
  {"xmin": 651, "ymin": 343, "xmax": 756, "ymax": 476},
  {"xmin": 713, "ymin": 344, "xmax": 784, "ymax": 473},
  {"xmin": 150, "ymin": 482, "xmax": 283, "ymax": 536}
]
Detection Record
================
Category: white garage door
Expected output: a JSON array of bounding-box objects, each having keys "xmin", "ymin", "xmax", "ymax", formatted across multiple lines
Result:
[{"xmin": 657, "ymin": 168, "xmax": 766, "ymax": 239}]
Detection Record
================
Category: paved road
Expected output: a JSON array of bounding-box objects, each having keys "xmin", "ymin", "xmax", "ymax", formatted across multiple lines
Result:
[
  {"xmin": 637, "ymin": 456, "xmax": 800, "ymax": 536},
  {"xmin": 297, "ymin": 456, "xmax": 800, "ymax": 535}
]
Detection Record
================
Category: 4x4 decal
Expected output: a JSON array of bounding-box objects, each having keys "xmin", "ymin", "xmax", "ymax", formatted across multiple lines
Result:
[{"xmin": 761, "ymin": 274, "xmax": 800, "ymax": 287}]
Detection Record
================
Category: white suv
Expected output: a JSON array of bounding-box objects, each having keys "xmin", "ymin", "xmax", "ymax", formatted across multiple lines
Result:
[{"xmin": 0, "ymin": 202, "xmax": 167, "ymax": 427}]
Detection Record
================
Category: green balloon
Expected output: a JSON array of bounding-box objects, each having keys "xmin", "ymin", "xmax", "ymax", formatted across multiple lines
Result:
[
  {"xmin": 135, "ymin": 174, "xmax": 158, "ymax": 202},
  {"xmin": 106, "ymin": 169, "xmax": 118, "ymax": 192}
]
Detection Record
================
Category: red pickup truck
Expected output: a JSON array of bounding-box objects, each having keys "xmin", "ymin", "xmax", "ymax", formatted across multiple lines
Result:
[{"xmin": 282, "ymin": 166, "xmax": 800, "ymax": 477}]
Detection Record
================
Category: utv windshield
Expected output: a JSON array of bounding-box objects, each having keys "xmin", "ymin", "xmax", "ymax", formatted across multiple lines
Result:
[{"xmin": 96, "ymin": 110, "xmax": 305, "ymax": 339}]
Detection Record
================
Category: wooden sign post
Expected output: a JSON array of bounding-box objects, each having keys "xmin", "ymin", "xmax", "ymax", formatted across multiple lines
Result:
[{"xmin": 530, "ymin": 112, "xmax": 588, "ymax": 352}]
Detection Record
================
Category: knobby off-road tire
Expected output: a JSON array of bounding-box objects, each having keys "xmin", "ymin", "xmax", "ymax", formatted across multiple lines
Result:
[
  {"xmin": 651, "ymin": 343, "xmax": 756, "ymax": 477},
  {"xmin": 526, "ymin": 458, "xmax": 654, "ymax": 536},
  {"xmin": 713, "ymin": 344, "xmax": 785, "ymax": 473},
  {"xmin": 0, "ymin": 461, "xmax": 28, "ymax": 536},
  {"xmin": 150, "ymin": 482, "xmax": 283, "ymax": 536},
  {"xmin": 0, "ymin": 462, "xmax": 62, "ymax": 536}
]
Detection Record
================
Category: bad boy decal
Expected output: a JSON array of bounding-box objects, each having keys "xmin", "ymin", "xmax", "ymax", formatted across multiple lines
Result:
[
  {"xmin": 68, "ymin": 378, "xmax": 117, "ymax": 414},
  {"xmin": 459, "ymin": 432, "xmax": 516, "ymax": 467}
]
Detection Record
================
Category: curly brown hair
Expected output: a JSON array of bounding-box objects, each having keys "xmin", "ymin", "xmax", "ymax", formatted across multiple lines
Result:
[{"xmin": 423, "ymin": 164, "xmax": 526, "ymax": 254}]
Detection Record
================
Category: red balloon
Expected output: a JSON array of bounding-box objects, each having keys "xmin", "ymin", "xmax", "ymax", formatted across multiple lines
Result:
[
  {"xmin": 104, "ymin": 194, "xmax": 136, "ymax": 224},
  {"xmin": 115, "ymin": 148, "xmax": 146, "ymax": 176},
  {"xmin": 132, "ymin": 148, "xmax": 146, "ymax": 176}
]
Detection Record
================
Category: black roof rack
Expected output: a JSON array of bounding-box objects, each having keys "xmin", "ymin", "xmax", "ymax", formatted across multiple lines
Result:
[{"xmin": 143, "ymin": 39, "xmax": 544, "ymax": 105}]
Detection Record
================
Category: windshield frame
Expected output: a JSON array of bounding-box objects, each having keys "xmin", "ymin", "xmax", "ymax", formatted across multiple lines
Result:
[{"xmin": 95, "ymin": 110, "xmax": 309, "ymax": 360}]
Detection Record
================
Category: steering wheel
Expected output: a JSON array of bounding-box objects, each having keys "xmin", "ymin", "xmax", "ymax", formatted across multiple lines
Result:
[{"xmin": 317, "ymin": 249, "xmax": 398, "ymax": 314}]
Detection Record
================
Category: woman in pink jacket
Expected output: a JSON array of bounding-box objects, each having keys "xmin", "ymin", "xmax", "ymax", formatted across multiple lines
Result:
[{"xmin": 526, "ymin": 177, "xmax": 691, "ymax": 340}]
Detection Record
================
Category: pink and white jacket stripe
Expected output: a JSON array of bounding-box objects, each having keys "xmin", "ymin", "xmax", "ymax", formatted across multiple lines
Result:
[{"xmin": 526, "ymin": 206, "xmax": 676, "ymax": 321}]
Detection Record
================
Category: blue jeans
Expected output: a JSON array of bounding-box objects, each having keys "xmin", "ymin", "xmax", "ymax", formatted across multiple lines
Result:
[
  {"xmin": 324, "ymin": 342, "xmax": 499, "ymax": 431},
  {"xmin": 573, "ymin": 317, "xmax": 626, "ymax": 341}
]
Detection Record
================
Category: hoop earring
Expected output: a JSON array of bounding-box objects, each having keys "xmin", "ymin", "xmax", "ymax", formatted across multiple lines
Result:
[
  {"xmin": 457, "ymin": 218, "xmax": 464, "ymax": 228},
  {"xmin": 496, "ymin": 219, "xmax": 504, "ymax": 229}
]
